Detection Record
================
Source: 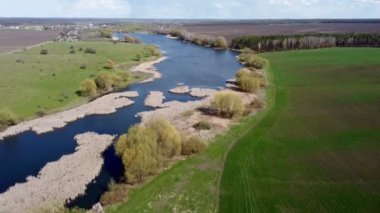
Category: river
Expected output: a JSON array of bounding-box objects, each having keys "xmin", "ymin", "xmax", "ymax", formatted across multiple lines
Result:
[{"xmin": 0, "ymin": 33, "xmax": 242, "ymax": 209}]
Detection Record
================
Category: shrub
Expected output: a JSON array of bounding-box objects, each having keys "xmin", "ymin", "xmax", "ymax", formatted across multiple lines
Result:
[
  {"xmin": 78, "ymin": 47, "xmax": 83, "ymax": 52},
  {"xmin": 124, "ymin": 34, "xmax": 138, "ymax": 43},
  {"xmin": 79, "ymin": 64, "xmax": 86, "ymax": 69},
  {"xmin": 146, "ymin": 118, "xmax": 181, "ymax": 158},
  {"xmin": 79, "ymin": 79, "xmax": 97, "ymax": 97},
  {"xmin": 193, "ymin": 120, "xmax": 211, "ymax": 130},
  {"xmin": 69, "ymin": 49, "xmax": 75, "ymax": 54},
  {"xmin": 40, "ymin": 49, "xmax": 48, "ymax": 55},
  {"xmin": 0, "ymin": 110, "xmax": 17, "ymax": 130},
  {"xmin": 192, "ymin": 36, "xmax": 203, "ymax": 46},
  {"xmin": 211, "ymin": 92, "xmax": 245, "ymax": 118},
  {"xmin": 135, "ymin": 53, "xmax": 142, "ymax": 61},
  {"xmin": 104, "ymin": 59, "xmax": 116, "ymax": 69},
  {"xmin": 95, "ymin": 72, "xmax": 114, "ymax": 91},
  {"xmin": 145, "ymin": 46, "xmax": 161, "ymax": 57},
  {"xmin": 181, "ymin": 136, "xmax": 208, "ymax": 155},
  {"xmin": 236, "ymin": 69, "xmax": 261, "ymax": 93},
  {"xmin": 100, "ymin": 180, "xmax": 128, "ymax": 206},
  {"xmin": 215, "ymin": 36, "xmax": 228, "ymax": 49},
  {"xmin": 240, "ymin": 53, "xmax": 268, "ymax": 69},
  {"xmin": 115, "ymin": 125, "xmax": 160, "ymax": 184},
  {"xmin": 36, "ymin": 109, "xmax": 47, "ymax": 117},
  {"xmin": 84, "ymin": 48, "xmax": 96, "ymax": 54}
]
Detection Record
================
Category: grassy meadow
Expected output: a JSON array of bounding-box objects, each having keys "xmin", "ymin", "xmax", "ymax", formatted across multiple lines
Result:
[
  {"xmin": 0, "ymin": 41, "xmax": 154, "ymax": 121},
  {"xmin": 219, "ymin": 48, "xmax": 380, "ymax": 212},
  {"xmin": 106, "ymin": 47, "xmax": 380, "ymax": 212}
]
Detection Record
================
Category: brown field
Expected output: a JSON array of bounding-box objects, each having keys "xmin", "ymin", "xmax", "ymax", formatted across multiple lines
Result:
[
  {"xmin": 0, "ymin": 29, "xmax": 57, "ymax": 54},
  {"xmin": 185, "ymin": 22, "xmax": 380, "ymax": 41}
]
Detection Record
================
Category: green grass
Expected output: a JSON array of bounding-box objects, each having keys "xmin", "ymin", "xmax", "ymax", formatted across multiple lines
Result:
[
  {"xmin": 219, "ymin": 48, "xmax": 380, "ymax": 212},
  {"xmin": 0, "ymin": 41, "xmax": 154, "ymax": 120}
]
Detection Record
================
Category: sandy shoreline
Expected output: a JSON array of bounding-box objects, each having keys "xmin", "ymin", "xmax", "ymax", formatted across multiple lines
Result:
[
  {"xmin": 131, "ymin": 57, "xmax": 167, "ymax": 83},
  {"xmin": 0, "ymin": 132, "xmax": 114, "ymax": 213},
  {"xmin": 0, "ymin": 91, "xmax": 138, "ymax": 141}
]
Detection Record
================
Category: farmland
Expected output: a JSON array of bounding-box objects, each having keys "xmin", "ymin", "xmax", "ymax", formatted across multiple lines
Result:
[
  {"xmin": 0, "ymin": 41, "xmax": 154, "ymax": 121},
  {"xmin": 0, "ymin": 29, "xmax": 57, "ymax": 54},
  {"xmin": 219, "ymin": 48, "xmax": 380, "ymax": 212}
]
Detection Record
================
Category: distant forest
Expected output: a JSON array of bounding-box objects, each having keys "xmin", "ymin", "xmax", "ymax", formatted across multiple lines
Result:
[{"xmin": 231, "ymin": 33, "xmax": 380, "ymax": 52}]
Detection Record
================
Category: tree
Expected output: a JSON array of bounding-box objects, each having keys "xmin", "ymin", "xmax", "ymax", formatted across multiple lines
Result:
[
  {"xmin": 84, "ymin": 48, "xmax": 96, "ymax": 54},
  {"xmin": 146, "ymin": 117, "xmax": 181, "ymax": 158},
  {"xmin": 100, "ymin": 28, "xmax": 113, "ymax": 38},
  {"xmin": 212, "ymin": 92, "xmax": 245, "ymax": 118},
  {"xmin": 95, "ymin": 72, "xmax": 114, "ymax": 91},
  {"xmin": 79, "ymin": 79, "xmax": 97, "ymax": 97},
  {"xmin": 181, "ymin": 136, "xmax": 207, "ymax": 155},
  {"xmin": 115, "ymin": 125, "xmax": 161, "ymax": 184},
  {"xmin": 124, "ymin": 34, "xmax": 136, "ymax": 43},
  {"xmin": 215, "ymin": 36, "xmax": 228, "ymax": 49}
]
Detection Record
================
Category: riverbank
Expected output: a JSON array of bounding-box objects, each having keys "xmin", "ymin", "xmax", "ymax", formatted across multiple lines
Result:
[
  {"xmin": 0, "ymin": 91, "xmax": 137, "ymax": 141},
  {"xmin": 131, "ymin": 56, "xmax": 167, "ymax": 83},
  {"xmin": 0, "ymin": 132, "xmax": 114, "ymax": 213}
]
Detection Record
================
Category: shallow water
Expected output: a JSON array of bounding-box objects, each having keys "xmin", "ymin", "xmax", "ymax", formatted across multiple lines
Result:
[{"xmin": 0, "ymin": 33, "xmax": 242, "ymax": 208}]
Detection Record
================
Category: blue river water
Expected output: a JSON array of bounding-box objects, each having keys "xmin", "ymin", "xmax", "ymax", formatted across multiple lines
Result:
[{"xmin": 0, "ymin": 33, "xmax": 242, "ymax": 208}]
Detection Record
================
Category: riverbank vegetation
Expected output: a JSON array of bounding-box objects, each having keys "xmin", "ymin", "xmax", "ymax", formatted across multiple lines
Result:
[
  {"xmin": 155, "ymin": 28, "xmax": 228, "ymax": 49},
  {"xmin": 211, "ymin": 92, "xmax": 245, "ymax": 118},
  {"xmin": 232, "ymin": 33, "xmax": 380, "ymax": 52},
  {"xmin": 0, "ymin": 110, "xmax": 18, "ymax": 131},
  {"xmin": 0, "ymin": 41, "xmax": 160, "ymax": 126},
  {"xmin": 115, "ymin": 118, "xmax": 204, "ymax": 185}
]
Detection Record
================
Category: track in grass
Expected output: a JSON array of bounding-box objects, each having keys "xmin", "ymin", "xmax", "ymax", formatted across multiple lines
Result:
[{"xmin": 219, "ymin": 48, "xmax": 380, "ymax": 212}]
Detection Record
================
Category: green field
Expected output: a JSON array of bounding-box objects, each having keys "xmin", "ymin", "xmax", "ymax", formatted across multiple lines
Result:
[
  {"xmin": 106, "ymin": 47, "xmax": 380, "ymax": 212},
  {"xmin": 219, "ymin": 48, "xmax": 380, "ymax": 212},
  {"xmin": 0, "ymin": 41, "xmax": 154, "ymax": 120}
]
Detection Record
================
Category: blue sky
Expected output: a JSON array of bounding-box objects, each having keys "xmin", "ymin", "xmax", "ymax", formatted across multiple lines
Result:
[{"xmin": 0, "ymin": 0, "xmax": 379, "ymax": 19}]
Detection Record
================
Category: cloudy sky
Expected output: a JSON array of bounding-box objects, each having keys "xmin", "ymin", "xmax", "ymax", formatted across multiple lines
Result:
[{"xmin": 0, "ymin": 0, "xmax": 379, "ymax": 19}]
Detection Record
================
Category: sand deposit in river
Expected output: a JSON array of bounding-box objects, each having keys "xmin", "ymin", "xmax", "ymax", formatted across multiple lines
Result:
[
  {"xmin": 139, "ymin": 89, "xmax": 259, "ymax": 141},
  {"xmin": 0, "ymin": 132, "xmax": 114, "ymax": 213},
  {"xmin": 144, "ymin": 91, "xmax": 166, "ymax": 108},
  {"xmin": 131, "ymin": 57, "xmax": 167, "ymax": 83},
  {"xmin": 0, "ymin": 91, "xmax": 138, "ymax": 141},
  {"xmin": 169, "ymin": 85, "xmax": 191, "ymax": 94}
]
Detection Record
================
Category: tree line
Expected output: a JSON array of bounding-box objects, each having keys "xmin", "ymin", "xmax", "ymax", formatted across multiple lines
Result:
[
  {"xmin": 231, "ymin": 33, "xmax": 380, "ymax": 52},
  {"xmin": 154, "ymin": 28, "xmax": 228, "ymax": 49}
]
